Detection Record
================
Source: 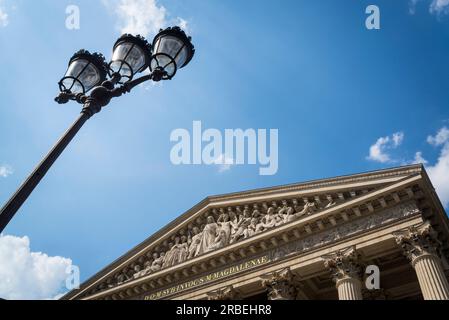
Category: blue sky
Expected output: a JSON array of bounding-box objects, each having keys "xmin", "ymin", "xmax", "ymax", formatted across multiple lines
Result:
[{"xmin": 1, "ymin": 0, "xmax": 449, "ymax": 299}]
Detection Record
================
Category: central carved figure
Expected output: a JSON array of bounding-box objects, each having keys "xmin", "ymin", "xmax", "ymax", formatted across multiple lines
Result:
[{"xmin": 196, "ymin": 216, "xmax": 219, "ymax": 256}]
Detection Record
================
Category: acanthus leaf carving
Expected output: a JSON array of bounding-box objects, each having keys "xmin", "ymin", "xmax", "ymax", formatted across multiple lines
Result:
[
  {"xmin": 393, "ymin": 220, "xmax": 442, "ymax": 266},
  {"xmin": 321, "ymin": 246, "xmax": 363, "ymax": 283},
  {"xmin": 261, "ymin": 268, "xmax": 296, "ymax": 300}
]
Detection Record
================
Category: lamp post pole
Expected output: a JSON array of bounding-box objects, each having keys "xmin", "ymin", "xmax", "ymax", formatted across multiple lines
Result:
[
  {"xmin": 0, "ymin": 26, "xmax": 194, "ymax": 233},
  {"xmin": 0, "ymin": 111, "xmax": 91, "ymax": 233}
]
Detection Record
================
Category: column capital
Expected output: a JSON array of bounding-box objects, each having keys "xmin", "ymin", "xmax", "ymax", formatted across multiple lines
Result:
[
  {"xmin": 260, "ymin": 268, "xmax": 296, "ymax": 300},
  {"xmin": 321, "ymin": 246, "xmax": 363, "ymax": 284},
  {"xmin": 392, "ymin": 221, "xmax": 442, "ymax": 267},
  {"xmin": 206, "ymin": 285, "xmax": 240, "ymax": 300}
]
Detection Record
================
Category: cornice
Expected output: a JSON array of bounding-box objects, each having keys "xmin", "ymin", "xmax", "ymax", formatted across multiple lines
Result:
[{"xmin": 207, "ymin": 164, "xmax": 422, "ymax": 202}]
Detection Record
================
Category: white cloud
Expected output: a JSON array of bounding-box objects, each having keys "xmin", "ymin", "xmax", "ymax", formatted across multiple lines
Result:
[
  {"xmin": 409, "ymin": 0, "xmax": 420, "ymax": 14},
  {"xmin": 412, "ymin": 151, "xmax": 428, "ymax": 165},
  {"xmin": 403, "ymin": 151, "xmax": 429, "ymax": 165},
  {"xmin": 430, "ymin": 0, "xmax": 449, "ymax": 14},
  {"xmin": 0, "ymin": 234, "xmax": 73, "ymax": 300},
  {"xmin": 176, "ymin": 17, "xmax": 189, "ymax": 33},
  {"xmin": 392, "ymin": 132, "xmax": 404, "ymax": 147},
  {"xmin": 367, "ymin": 132, "xmax": 404, "ymax": 163},
  {"xmin": 427, "ymin": 126, "xmax": 449, "ymax": 146},
  {"xmin": 102, "ymin": 0, "xmax": 189, "ymax": 38},
  {"xmin": 425, "ymin": 127, "xmax": 449, "ymax": 207},
  {"xmin": 365, "ymin": 127, "xmax": 449, "ymax": 208},
  {"xmin": 409, "ymin": 0, "xmax": 449, "ymax": 15},
  {"xmin": 0, "ymin": 164, "xmax": 13, "ymax": 177},
  {"xmin": 214, "ymin": 154, "xmax": 234, "ymax": 173},
  {"xmin": 0, "ymin": 1, "xmax": 8, "ymax": 27}
]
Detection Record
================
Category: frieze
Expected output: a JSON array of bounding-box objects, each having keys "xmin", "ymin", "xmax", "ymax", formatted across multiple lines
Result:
[{"xmin": 268, "ymin": 201, "xmax": 420, "ymax": 262}]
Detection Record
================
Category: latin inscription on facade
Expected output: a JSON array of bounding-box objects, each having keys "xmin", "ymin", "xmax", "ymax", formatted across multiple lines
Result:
[{"xmin": 144, "ymin": 255, "xmax": 270, "ymax": 300}]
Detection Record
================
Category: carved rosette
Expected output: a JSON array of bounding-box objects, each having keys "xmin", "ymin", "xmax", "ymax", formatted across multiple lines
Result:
[
  {"xmin": 206, "ymin": 286, "xmax": 240, "ymax": 300},
  {"xmin": 392, "ymin": 221, "xmax": 441, "ymax": 267},
  {"xmin": 321, "ymin": 246, "xmax": 363, "ymax": 284},
  {"xmin": 261, "ymin": 268, "xmax": 296, "ymax": 300}
]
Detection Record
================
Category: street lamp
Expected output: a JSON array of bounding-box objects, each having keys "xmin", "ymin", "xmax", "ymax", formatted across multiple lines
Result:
[
  {"xmin": 0, "ymin": 26, "xmax": 195, "ymax": 233},
  {"xmin": 109, "ymin": 34, "xmax": 153, "ymax": 83},
  {"xmin": 150, "ymin": 26, "xmax": 195, "ymax": 80},
  {"xmin": 59, "ymin": 50, "xmax": 109, "ymax": 94}
]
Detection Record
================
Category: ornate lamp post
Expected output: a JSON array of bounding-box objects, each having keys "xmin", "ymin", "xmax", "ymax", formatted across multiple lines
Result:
[{"xmin": 0, "ymin": 26, "xmax": 195, "ymax": 233}]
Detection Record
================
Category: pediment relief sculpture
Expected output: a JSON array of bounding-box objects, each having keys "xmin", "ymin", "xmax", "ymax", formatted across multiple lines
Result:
[
  {"xmin": 63, "ymin": 165, "xmax": 440, "ymax": 300},
  {"xmin": 103, "ymin": 188, "xmax": 380, "ymax": 290}
]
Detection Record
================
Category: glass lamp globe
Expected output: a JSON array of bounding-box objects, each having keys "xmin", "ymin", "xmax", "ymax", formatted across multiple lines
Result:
[
  {"xmin": 59, "ymin": 50, "xmax": 108, "ymax": 95},
  {"xmin": 109, "ymin": 34, "xmax": 152, "ymax": 83},
  {"xmin": 150, "ymin": 26, "xmax": 195, "ymax": 80}
]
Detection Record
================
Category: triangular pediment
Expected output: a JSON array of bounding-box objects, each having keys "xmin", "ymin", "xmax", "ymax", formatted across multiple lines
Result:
[{"xmin": 65, "ymin": 164, "xmax": 431, "ymax": 300}]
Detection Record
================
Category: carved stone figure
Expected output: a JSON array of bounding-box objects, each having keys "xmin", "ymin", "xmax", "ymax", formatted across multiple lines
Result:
[
  {"xmin": 178, "ymin": 235, "xmax": 189, "ymax": 263},
  {"xmin": 217, "ymin": 212, "xmax": 232, "ymax": 245},
  {"xmin": 296, "ymin": 200, "xmax": 316, "ymax": 218},
  {"xmin": 292, "ymin": 199, "xmax": 302, "ymax": 213},
  {"xmin": 230, "ymin": 208, "xmax": 252, "ymax": 244},
  {"xmin": 277, "ymin": 200, "xmax": 290, "ymax": 216},
  {"xmin": 274, "ymin": 211, "xmax": 285, "ymax": 227},
  {"xmin": 252, "ymin": 204, "xmax": 263, "ymax": 219},
  {"xmin": 132, "ymin": 260, "xmax": 152, "ymax": 279},
  {"xmin": 188, "ymin": 226, "xmax": 202, "ymax": 259},
  {"xmin": 163, "ymin": 239, "xmax": 180, "ymax": 268},
  {"xmin": 132, "ymin": 265, "xmax": 142, "ymax": 279},
  {"xmin": 243, "ymin": 217, "xmax": 258, "ymax": 238},
  {"xmin": 107, "ymin": 277, "xmax": 114, "ymax": 288},
  {"xmin": 116, "ymin": 272, "xmax": 128, "ymax": 285},
  {"xmin": 210, "ymin": 229, "xmax": 228, "ymax": 251},
  {"xmin": 281, "ymin": 202, "xmax": 297, "ymax": 224},
  {"xmin": 262, "ymin": 207, "xmax": 277, "ymax": 230},
  {"xmin": 325, "ymin": 195, "xmax": 337, "ymax": 208},
  {"xmin": 149, "ymin": 252, "xmax": 164, "ymax": 273},
  {"xmin": 196, "ymin": 215, "xmax": 218, "ymax": 256},
  {"xmin": 228, "ymin": 208, "xmax": 239, "ymax": 236},
  {"xmin": 255, "ymin": 217, "xmax": 266, "ymax": 234},
  {"xmin": 139, "ymin": 260, "xmax": 152, "ymax": 276}
]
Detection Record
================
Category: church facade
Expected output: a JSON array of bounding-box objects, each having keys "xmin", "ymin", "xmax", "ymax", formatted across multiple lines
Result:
[{"xmin": 63, "ymin": 164, "xmax": 449, "ymax": 300}]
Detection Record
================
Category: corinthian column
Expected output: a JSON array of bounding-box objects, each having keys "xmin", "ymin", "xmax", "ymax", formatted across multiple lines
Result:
[
  {"xmin": 322, "ymin": 246, "xmax": 363, "ymax": 300},
  {"xmin": 393, "ymin": 221, "xmax": 449, "ymax": 300}
]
